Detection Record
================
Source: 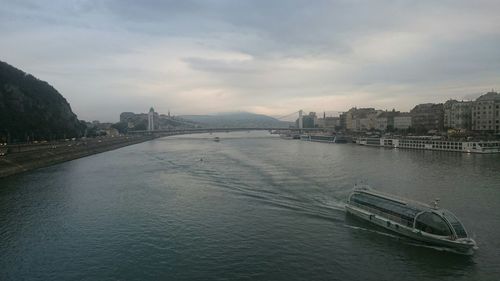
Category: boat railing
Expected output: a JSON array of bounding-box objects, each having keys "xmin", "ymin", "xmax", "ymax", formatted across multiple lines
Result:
[{"xmin": 349, "ymin": 201, "xmax": 413, "ymax": 227}]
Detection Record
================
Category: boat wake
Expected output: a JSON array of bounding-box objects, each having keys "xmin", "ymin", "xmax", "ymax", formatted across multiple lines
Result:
[{"xmin": 187, "ymin": 147, "xmax": 351, "ymax": 223}]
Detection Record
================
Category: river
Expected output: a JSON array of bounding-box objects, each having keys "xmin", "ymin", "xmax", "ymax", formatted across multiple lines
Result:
[{"xmin": 1, "ymin": 131, "xmax": 499, "ymax": 281}]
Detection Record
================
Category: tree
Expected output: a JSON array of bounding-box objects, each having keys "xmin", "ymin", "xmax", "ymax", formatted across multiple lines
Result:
[{"xmin": 111, "ymin": 122, "xmax": 129, "ymax": 134}]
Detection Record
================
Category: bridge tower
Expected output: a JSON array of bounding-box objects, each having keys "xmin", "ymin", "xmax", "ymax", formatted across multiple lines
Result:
[
  {"xmin": 148, "ymin": 107, "xmax": 155, "ymax": 131},
  {"xmin": 298, "ymin": 110, "xmax": 303, "ymax": 129}
]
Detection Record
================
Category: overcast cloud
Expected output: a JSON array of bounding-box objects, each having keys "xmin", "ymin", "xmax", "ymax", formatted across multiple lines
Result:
[{"xmin": 1, "ymin": 0, "xmax": 499, "ymax": 121}]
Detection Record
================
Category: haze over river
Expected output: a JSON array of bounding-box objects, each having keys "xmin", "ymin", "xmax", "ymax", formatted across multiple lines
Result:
[{"xmin": 1, "ymin": 131, "xmax": 500, "ymax": 281}]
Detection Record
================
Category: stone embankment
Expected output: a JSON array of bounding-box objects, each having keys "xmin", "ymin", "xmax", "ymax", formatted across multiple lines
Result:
[{"xmin": 0, "ymin": 135, "xmax": 155, "ymax": 178}]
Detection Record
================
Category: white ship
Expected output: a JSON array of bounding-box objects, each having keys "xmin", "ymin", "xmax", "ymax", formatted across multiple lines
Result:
[
  {"xmin": 356, "ymin": 137, "xmax": 500, "ymax": 153},
  {"xmin": 345, "ymin": 185, "xmax": 477, "ymax": 254}
]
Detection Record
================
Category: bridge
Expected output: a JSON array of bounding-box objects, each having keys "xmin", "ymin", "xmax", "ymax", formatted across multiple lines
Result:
[
  {"xmin": 127, "ymin": 127, "xmax": 332, "ymax": 137},
  {"xmin": 128, "ymin": 110, "xmax": 338, "ymax": 136}
]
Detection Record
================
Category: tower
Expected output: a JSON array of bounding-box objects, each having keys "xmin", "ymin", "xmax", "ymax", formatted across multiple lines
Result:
[
  {"xmin": 148, "ymin": 107, "xmax": 155, "ymax": 131},
  {"xmin": 298, "ymin": 110, "xmax": 303, "ymax": 129}
]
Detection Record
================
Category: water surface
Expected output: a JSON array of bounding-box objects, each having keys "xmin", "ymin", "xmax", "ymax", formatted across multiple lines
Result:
[{"xmin": 1, "ymin": 131, "xmax": 499, "ymax": 280}]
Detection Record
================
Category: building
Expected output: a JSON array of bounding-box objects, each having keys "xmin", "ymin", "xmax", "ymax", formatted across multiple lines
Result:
[
  {"xmin": 444, "ymin": 100, "xmax": 472, "ymax": 131},
  {"xmin": 394, "ymin": 114, "xmax": 412, "ymax": 130},
  {"xmin": 316, "ymin": 112, "xmax": 341, "ymax": 129},
  {"xmin": 296, "ymin": 111, "xmax": 317, "ymax": 128},
  {"xmin": 361, "ymin": 110, "xmax": 382, "ymax": 131},
  {"xmin": 345, "ymin": 110, "xmax": 354, "ymax": 131},
  {"xmin": 375, "ymin": 110, "xmax": 401, "ymax": 131},
  {"xmin": 472, "ymin": 91, "xmax": 500, "ymax": 134},
  {"xmin": 359, "ymin": 117, "xmax": 372, "ymax": 131},
  {"xmin": 339, "ymin": 112, "xmax": 347, "ymax": 130},
  {"xmin": 297, "ymin": 110, "xmax": 304, "ymax": 128},
  {"xmin": 303, "ymin": 112, "xmax": 317, "ymax": 128},
  {"xmin": 344, "ymin": 107, "xmax": 381, "ymax": 131},
  {"xmin": 375, "ymin": 116, "xmax": 388, "ymax": 131},
  {"xmin": 324, "ymin": 117, "xmax": 340, "ymax": 128},
  {"xmin": 443, "ymin": 100, "xmax": 455, "ymax": 129},
  {"xmin": 410, "ymin": 103, "xmax": 444, "ymax": 132}
]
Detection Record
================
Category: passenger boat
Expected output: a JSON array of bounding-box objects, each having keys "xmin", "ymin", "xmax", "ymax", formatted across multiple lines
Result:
[
  {"xmin": 356, "ymin": 136, "xmax": 500, "ymax": 153},
  {"xmin": 300, "ymin": 134, "xmax": 335, "ymax": 142},
  {"xmin": 345, "ymin": 185, "xmax": 477, "ymax": 254}
]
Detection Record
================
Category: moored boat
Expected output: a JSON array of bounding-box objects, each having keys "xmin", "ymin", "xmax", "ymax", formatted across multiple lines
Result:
[
  {"xmin": 300, "ymin": 133, "xmax": 347, "ymax": 143},
  {"xmin": 345, "ymin": 185, "xmax": 477, "ymax": 254},
  {"xmin": 280, "ymin": 133, "xmax": 300, "ymax": 140},
  {"xmin": 333, "ymin": 135, "xmax": 348, "ymax": 143},
  {"xmin": 355, "ymin": 136, "xmax": 500, "ymax": 153}
]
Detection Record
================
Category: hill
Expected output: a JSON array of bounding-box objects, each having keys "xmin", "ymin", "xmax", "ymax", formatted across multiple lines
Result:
[
  {"xmin": 180, "ymin": 112, "xmax": 291, "ymax": 128},
  {"xmin": 0, "ymin": 61, "xmax": 85, "ymax": 143}
]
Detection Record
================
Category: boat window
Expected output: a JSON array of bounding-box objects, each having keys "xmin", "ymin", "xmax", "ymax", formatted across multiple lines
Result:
[
  {"xmin": 442, "ymin": 210, "xmax": 468, "ymax": 238},
  {"xmin": 350, "ymin": 193, "xmax": 419, "ymax": 225},
  {"xmin": 415, "ymin": 212, "xmax": 452, "ymax": 236}
]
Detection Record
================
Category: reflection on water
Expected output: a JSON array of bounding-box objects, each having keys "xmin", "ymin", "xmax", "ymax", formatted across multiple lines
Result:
[{"xmin": 0, "ymin": 131, "xmax": 499, "ymax": 281}]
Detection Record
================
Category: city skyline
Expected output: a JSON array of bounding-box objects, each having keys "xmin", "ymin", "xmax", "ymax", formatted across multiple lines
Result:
[{"xmin": 1, "ymin": 0, "xmax": 499, "ymax": 122}]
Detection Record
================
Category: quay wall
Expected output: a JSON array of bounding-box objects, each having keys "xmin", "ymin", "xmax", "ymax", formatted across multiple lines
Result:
[{"xmin": 0, "ymin": 135, "xmax": 156, "ymax": 179}]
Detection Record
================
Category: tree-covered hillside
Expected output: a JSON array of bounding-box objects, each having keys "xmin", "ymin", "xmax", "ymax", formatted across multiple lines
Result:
[{"xmin": 0, "ymin": 61, "xmax": 85, "ymax": 143}]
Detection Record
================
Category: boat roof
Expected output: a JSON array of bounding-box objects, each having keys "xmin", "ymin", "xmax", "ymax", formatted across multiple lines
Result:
[{"xmin": 351, "ymin": 186, "xmax": 440, "ymax": 217}]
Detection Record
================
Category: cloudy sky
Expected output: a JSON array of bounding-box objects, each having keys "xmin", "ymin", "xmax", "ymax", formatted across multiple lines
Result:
[{"xmin": 1, "ymin": 0, "xmax": 499, "ymax": 122}]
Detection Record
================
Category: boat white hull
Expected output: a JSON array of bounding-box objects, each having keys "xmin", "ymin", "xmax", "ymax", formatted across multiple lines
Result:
[{"xmin": 345, "ymin": 204, "xmax": 476, "ymax": 254}]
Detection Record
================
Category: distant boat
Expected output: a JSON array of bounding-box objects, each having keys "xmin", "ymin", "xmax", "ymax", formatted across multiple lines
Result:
[
  {"xmin": 299, "ymin": 133, "xmax": 347, "ymax": 143},
  {"xmin": 213, "ymin": 137, "xmax": 220, "ymax": 142},
  {"xmin": 345, "ymin": 185, "xmax": 477, "ymax": 254}
]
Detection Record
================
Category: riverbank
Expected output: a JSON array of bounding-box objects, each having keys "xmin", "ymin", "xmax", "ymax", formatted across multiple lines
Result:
[{"xmin": 0, "ymin": 135, "xmax": 156, "ymax": 178}]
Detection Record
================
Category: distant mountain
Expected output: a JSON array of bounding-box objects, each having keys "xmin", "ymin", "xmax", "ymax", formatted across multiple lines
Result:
[
  {"xmin": 180, "ymin": 112, "xmax": 291, "ymax": 128},
  {"xmin": 0, "ymin": 60, "xmax": 85, "ymax": 142}
]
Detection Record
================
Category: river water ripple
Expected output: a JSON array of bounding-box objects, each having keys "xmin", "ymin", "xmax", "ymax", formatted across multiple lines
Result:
[{"xmin": 1, "ymin": 131, "xmax": 499, "ymax": 281}]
